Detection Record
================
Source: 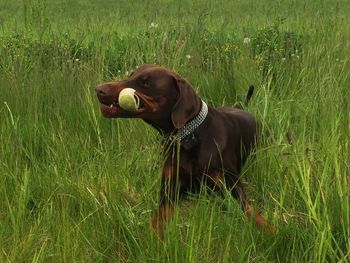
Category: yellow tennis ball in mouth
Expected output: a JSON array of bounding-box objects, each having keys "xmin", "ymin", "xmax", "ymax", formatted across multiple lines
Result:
[{"xmin": 118, "ymin": 88, "xmax": 140, "ymax": 112}]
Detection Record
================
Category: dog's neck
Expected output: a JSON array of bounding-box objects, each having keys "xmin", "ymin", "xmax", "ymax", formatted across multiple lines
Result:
[
  {"xmin": 167, "ymin": 100, "xmax": 208, "ymax": 149},
  {"xmin": 143, "ymin": 100, "xmax": 208, "ymax": 149},
  {"xmin": 177, "ymin": 100, "xmax": 208, "ymax": 140},
  {"xmin": 143, "ymin": 118, "xmax": 175, "ymax": 134}
]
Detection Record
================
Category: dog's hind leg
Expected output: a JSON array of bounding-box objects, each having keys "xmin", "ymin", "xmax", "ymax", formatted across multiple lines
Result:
[{"xmin": 227, "ymin": 178, "xmax": 276, "ymax": 233}]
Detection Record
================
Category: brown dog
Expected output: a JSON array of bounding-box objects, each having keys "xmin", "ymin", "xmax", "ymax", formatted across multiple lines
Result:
[{"xmin": 95, "ymin": 65, "xmax": 274, "ymax": 238}]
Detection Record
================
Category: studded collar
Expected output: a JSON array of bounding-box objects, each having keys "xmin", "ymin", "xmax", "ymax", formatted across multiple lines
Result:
[{"xmin": 170, "ymin": 100, "xmax": 208, "ymax": 149}]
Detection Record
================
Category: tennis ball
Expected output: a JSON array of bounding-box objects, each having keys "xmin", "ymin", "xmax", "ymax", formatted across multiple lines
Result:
[{"xmin": 118, "ymin": 88, "xmax": 140, "ymax": 112}]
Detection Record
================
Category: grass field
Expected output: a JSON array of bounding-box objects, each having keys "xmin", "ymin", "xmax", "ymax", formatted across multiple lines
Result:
[{"xmin": 0, "ymin": 0, "xmax": 349, "ymax": 262}]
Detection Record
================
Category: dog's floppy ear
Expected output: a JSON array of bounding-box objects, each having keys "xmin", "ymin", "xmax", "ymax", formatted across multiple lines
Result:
[{"xmin": 170, "ymin": 73, "xmax": 201, "ymax": 129}]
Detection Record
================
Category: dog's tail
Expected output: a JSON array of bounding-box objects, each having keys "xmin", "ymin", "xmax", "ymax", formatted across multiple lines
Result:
[
  {"xmin": 233, "ymin": 85, "xmax": 255, "ymax": 109},
  {"xmin": 244, "ymin": 85, "xmax": 254, "ymax": 106}
]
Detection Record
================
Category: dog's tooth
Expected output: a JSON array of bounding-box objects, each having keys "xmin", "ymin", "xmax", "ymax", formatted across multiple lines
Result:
[{"xmin": 110, "ymin": 104, "xmax": 113, "ymax": 108}]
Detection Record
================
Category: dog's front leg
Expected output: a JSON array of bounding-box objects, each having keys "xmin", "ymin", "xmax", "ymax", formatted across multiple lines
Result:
[
  {"xmin": 150, "ymin": 160, "xmax": 179, "ymax": 239},
  {"xmin": 151, "ymin": 203, "xmax": 174, "ymax": 240}
]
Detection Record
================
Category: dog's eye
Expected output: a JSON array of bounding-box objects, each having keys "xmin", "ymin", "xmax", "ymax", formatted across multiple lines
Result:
[
  {"xmin": 143, "ymin": 80, "xmax": 151, "ymax": 88},
  {"xmin": 139, "ymin": 76, "xmax": 151, "ymax": 88}
]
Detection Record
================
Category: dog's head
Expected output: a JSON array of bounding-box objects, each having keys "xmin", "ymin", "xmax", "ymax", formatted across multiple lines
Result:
[{"xmin": 95, "ymin": 65, "xmax": 201, "ymax": 131}]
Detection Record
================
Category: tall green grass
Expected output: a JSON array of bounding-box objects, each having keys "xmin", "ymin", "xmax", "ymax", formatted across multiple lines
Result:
[{"xmin": 0, "ymin": 0, "xmax": 349, "ymax": 262}]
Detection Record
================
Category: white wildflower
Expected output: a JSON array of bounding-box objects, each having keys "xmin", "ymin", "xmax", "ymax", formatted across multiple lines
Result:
[
  {"xmin": 149, "ymin": 22, "xmax": 158, "ymax": 28},
  {"xmin": 281, "ymin": 57, "xmax": 286, "ymax": 62},
  {"xmin": 243, "ymin": 37, "xmax": 251, "ymax": 44},
  {"xmin": 185, "ymin": 54, "xmax": 192, "ymax": 60}
]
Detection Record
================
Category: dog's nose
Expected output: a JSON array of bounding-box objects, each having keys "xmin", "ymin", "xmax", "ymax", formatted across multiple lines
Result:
[{"xmin": 95, "ymin": 85, "xmax": 106, "ymax": 96}]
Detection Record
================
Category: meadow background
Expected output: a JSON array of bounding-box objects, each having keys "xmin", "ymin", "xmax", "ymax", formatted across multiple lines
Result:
[{"xmin": 0, "ymin": 0, "xmax": 349, "ymax": 262}]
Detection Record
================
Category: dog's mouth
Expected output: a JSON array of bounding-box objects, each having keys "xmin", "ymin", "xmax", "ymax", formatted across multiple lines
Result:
[{"xmin": 97, "ymin": 90, "xmax": 156, "ymax": 118}]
